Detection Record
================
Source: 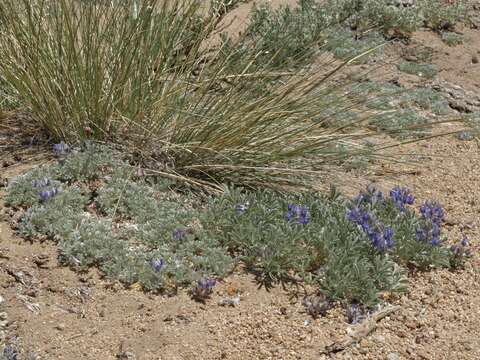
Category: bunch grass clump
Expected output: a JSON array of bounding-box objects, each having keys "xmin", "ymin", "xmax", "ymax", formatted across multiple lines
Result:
[
  {"xmin": 0, "ymin": 0, "xmax": 471, "ymax": 190},
  {"xmin": 0, "ymin": 0, "xmax": 404, "ymax": 190},
  {"xmin": 5, "ymin": 147, "xmax": 470, "ymax": 305}
]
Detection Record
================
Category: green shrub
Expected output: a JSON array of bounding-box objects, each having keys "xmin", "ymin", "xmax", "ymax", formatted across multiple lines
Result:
[
  {"xmin": 397, "ymin": 61, "xmax": 438, "ymax": 79},
  {"xmin": 371, "ymin": 108, "xmax": 430, "ymax": 138},
  {"xmin": 18, "ymin": 187, "xmax": 89, "ymax": 240},
  {"xmin": 324, "ymin": 27, "xmax": 384, "ymax": 63},
  {"xmin": 4, "ymin": 167, "xmax": 59, "ymax": 208},
  {"xmin": 420, "ymin": 0, "xmax": 468, "ymax": 31},
  {"xmin": 51, "ymin": 145, "xmax": 122, "ymax": 182},
  {"xmin": 406, "ymin": 88, "xmax": 450, "ymax": 115},
  {"xmin": 441, "ymin": 31, "xmax": 464, "ymax": 46}
]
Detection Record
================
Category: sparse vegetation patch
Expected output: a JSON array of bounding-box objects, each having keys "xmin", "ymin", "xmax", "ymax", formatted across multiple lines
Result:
[{"xmin": 5, "ymin": 146, "xmax": 470, "ymax": 306}]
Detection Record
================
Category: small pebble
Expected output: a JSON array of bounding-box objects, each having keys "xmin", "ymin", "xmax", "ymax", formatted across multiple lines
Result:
[{"xmin": 387, "ymin": 353, "xmax": 400, "ymax": 360}]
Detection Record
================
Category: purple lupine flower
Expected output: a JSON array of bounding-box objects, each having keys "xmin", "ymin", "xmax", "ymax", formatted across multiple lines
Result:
[
  {"xmin": 416, "ymin": 222, "xmax": 441, "ymax": 246},
  {"xmin": 2, "ymin": 345, "xmax": 18, "ymax": 360},
  {"xmin": 234, "ymin": 202, "xmax": 249, "ymax": 214},
  {"xmin": 451, "ymin": 235, "xmax": 470, "ymax": 254},
  {"xmin": 416, "ymin": 227, "xmax": 427, "ymax": 242},
  {"xmin": 390, "ymin": 186, "xmax": 414, "ymax": 212},
  {"xmin": 150, "ymin": 258, "xmax": 164, "ymax": 272},
  {"xmin": 347, "ymin": 206, "xmax": 361, "ymax": 222},
  {"xmin": 285, "ymin": 204, "xmax": 310, "ymax": 225},
  {"xmin": 39, "ymin": 187, "xmax": 62, "ymax": 201},
  {"xmin": 298, "ymin": 207, "xmax": 311, "ymax": 225},
  {"xmin": 416, "ymin": 201, "xmax": 445, "ymax": 247},
  {"xmin": 420, "ymin": 201, "xmax": 444, "ymax": 225},
  {"xmin": 285, "ymin": 203, "xmax": 300, "ymax": 221},
  {"xmin": 450, "ymin": 244, "xmax": 460, "ymax": 255},
  {"xmin": 347, "ymin": 206, "xmax": 395, "ymax": 252},
  {"xmin": 52, "ymin": 141, "xmax": 70, "ymax": 155},
  {"xmin": 346, "ymin": 304, "xmax": 366, "ymax": 324},
  {"xmin": 172, "ymin": 228, "xmax": 186, "ymax": 240},
  {"xmin": 354, "ymin": 184, "xmax": 384, "ymax": 206},
  {"xmin": 32, "ymin": 177, "xmax": 51, "ymax": 188},
  {"xmin": 193, "ymin": 277, "xmax": 216, "ymax": 299},
  {"xmin": 384, "ymin": 227, "xmax": 395, "ymax": 248},
  {"xmin": 457, "ymin": 131, "xmax": 473, "ymax": 141}
]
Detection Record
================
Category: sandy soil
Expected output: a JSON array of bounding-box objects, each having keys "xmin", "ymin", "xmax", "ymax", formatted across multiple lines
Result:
[{"xmin": 1, "ymin": 1, "xmax": 480, "ymax": 359}]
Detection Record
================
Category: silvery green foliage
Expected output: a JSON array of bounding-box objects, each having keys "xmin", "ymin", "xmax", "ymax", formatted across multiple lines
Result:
[
  {"xmin": 51, "ymin": 144, "xmax": 121, "ymax": 182},
  {"xmin": 371, "ymin": 109, "xmax": 430, "ymax": 138},
  {"xmin": 6, "ymin": 147, "xmax": 469, "ymax": 303},
  {"xmin": 420, "ymin": 0, "xmax": 468, "ymax": 30},
  {"xmin": 199, "ymin": 188, "xmax": 406, "ymax": 305},
  {"xmin": 96, "ymin": 178, "xmax": 160, "ymax": 222},
  {"xmin": 18, "ymin": 187, "xmax": 89, "ymax": 240},
  {"xmin": 226, "ymin": 0, "xmax": 467, "ymax": 73},
  {"xmin": 9, "ymin": 147, "xmax": 232, "ymax": 293},
  {"xmin": 465, "ymin": 112, "xmax": 480, "ymax": 136},
  {"xmin": 406, "ymin": 88, "xmax": 450, "ymax": 115},
  {"xmin": 4, "ymin": 167, "xmax": 59, "ymax": 208},
  {"xmin": 58, "ymin": 219, "xmax": 124, "ymax": 268},
  {"xmin": 323, "ymin": 27, "xmax": 384, "ymax": 63},
  {"xmin": 345, "ymin": 81, "xmax": 451, "ymax": 138},
  {"xmin": 397, "ymin": 61, "xmax": 438, "ymax": 79},
  {"xmin": 441, "ymin": 31, "xmax": 464, "ymax": 46}
]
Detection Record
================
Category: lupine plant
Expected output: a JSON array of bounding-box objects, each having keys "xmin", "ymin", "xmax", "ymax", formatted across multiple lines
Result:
[{"xmin": 4, "ymin": 146, "xmax": 472, "ymax": 305}]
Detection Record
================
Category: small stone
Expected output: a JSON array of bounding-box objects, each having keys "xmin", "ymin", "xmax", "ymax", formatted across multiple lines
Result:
[
  {"xmin": 472, "ymin": 54, "xmax": 479, "ymax": 64},
  {"xmin": 371, "ymin": 334, "xmax": 386, "ymax": 343},
  {"xmin": 55, "ymin": 323, "xmax": 65, "ymax": 331},
  {"xmin": 405, "ymin": 321, "xmax": 418, "ymax": 329},
  {"xmin": 387, "ymin": 353, "xmax": 400, "ymax": 360},
  {"xmin": 0, "ymin": 295, "xmax": 4, "ymax": 305},
  {"xmin": 25, "ymin": 289, "xmax": 38, "ymax": 298}
]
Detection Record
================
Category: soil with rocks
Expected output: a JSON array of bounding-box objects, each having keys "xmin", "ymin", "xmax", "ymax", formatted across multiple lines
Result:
[{"xmin": 1, "ymin": 1, "xmax": 480, "ymax": 359}]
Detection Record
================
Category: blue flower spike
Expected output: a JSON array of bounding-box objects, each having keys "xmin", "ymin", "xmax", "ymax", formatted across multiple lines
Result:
[
  {"xmin": 172, "ymin": 228, "xmax": 186, "ymax": 240},
  {"xmin": 39, "ymin": 187, "xmax": 62, "ymax": 201},
  {"xmin": 416, "ymin": 200, "xmax": 445, "ymax": 247},
  {"xmin": 390, "ymin": 186, "xmax": 414, "ymax": 212},
  {"xmin": 347, "ymin": 205, "xmax": 395, "ymax": 253},
  {"xmin": 285, "ymin": 203, "xmax": 311, "ymax": 225},
  {"xmin": 150, "ymin": 258, "xmax": 165, "ymax": 272},
  {"xmin": 53, "ymin": 141, "xmax": 70, "ymax": 155},
  {"xmin": 193, "ymin": 277, "xmax": 216, "ymax": 300},
  {"xmin": 32, "ymin": 177, "xmax": 51, "ymax": 188},
  {"xmin": 235, "ymin": 202, "xmax": 249, "ymax": 214}
]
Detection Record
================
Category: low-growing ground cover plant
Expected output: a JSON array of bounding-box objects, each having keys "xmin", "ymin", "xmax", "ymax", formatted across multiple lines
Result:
[
  {"xmin": 441, "ymin": 31, "xmax": 464, "ymax": 46},
  {"xmin": 397, "ymin": 61, "xmax": 438, "ymax": 79},
  {"xmin": 4, "ymin": 145, "xmax": 470, "ymax": 307}
]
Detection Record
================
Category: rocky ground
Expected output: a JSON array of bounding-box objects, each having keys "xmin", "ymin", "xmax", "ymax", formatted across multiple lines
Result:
[{"xmin": 1, "ymin": 1, "xmax": 480, "ymax": 359}]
